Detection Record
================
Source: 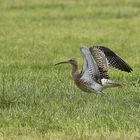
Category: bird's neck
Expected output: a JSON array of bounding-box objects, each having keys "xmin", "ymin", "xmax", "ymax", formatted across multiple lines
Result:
[{"xmin": 71, "ymin": 64, "xmax": 79, "ymax": 80}]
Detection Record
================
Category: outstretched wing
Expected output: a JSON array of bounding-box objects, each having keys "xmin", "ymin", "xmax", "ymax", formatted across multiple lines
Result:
[
  {"xmin": 89, "ymin": 47, "xmax": 109, "ymax": 79},
  {"xmin": 90, "ymin": 45, "xmax": 132, "ymax": 73},
  {"xmin": 80, "ymin": 46, "xmax": 102, "ymax": 84}
]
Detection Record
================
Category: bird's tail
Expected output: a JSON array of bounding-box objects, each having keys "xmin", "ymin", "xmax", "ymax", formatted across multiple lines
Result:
[{"xmin": 101, "ymin": 78, "xmax": 123, "ymax": 89}]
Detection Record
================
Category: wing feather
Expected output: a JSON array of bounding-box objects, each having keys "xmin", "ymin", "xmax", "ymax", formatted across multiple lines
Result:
[
  {"xmin": 80, "ymin": 47, "xmax": 101, "ymax": 84},
  {"xmin": 92, "ymin": 46, "xmax": 132, "ymax": 72},
  {"xmin": 89, "ymin": 47, "xmax": 109, "ymax": 79}
]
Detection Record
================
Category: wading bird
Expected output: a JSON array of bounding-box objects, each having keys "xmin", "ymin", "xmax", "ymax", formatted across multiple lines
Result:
[{"xmin": 55, "ymin": 46, "xmax": 132, "ymax": 99}]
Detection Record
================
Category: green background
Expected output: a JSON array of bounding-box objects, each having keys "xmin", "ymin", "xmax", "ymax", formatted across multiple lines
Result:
[{"xmin": 0, "ymin": 0, "xmax": 140, "ymax": 139}]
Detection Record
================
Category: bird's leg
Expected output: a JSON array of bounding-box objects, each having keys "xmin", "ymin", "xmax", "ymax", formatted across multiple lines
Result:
[{"xmin": 98, "ymin": 91, "xmax": 112, "ymax": 101}]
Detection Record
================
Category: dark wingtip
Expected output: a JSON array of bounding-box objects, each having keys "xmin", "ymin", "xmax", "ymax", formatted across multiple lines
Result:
[
  {"xmin": 119, "ymin": 61, "xmax": 133, "ymax": 73},
  {"xmin": 129, "ymin": 67, "xmax": 133, "ymax": 72},
  {"xmin": 91, "ymin": 45, "xmax": 133, "ymax": 73},
  {"xmin": 115, "ymin": 63, "xmax": 133, "ymax": 73},
  {"xmin": 127, "ymin": 67, "xmax": 133, "ymax": 73}
]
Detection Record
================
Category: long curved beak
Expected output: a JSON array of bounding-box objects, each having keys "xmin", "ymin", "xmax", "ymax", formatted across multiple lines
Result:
[{"xmin": 55, "ymin": 60, "xmax": 69, "ymax": 66}]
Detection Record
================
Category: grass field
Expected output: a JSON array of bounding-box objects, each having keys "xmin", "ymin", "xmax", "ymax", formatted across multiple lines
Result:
[{"xmin": 0, "ymin": 0, "xmax": 140, "ymax": 139}]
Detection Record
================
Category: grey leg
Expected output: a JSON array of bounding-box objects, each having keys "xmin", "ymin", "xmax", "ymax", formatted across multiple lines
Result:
[{"xmin": 98, "ymin": 91, "xmax": 112, "ymax": 101}]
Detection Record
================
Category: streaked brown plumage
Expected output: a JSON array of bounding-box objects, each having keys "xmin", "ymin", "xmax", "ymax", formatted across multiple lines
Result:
[{"xmin": 55, "ymin": 46, "xmax": 132, "ymax": 99}]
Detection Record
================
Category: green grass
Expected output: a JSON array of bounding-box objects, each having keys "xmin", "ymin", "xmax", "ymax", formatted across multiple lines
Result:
[{"xmin": 0, "ymin": 0, "xmax": 140, "ymax": 139}]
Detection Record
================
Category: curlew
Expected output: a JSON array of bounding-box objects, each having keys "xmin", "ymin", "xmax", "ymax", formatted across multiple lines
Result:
[{"xmin": 55, "ymin": 46, "xmax": 132, "ymax": 99}]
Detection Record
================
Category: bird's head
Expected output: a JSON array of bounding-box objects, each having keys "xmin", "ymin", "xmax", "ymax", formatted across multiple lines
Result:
[{"xmin": 55, "ymin": 58, "xmax": 77, "ymax": 66}]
